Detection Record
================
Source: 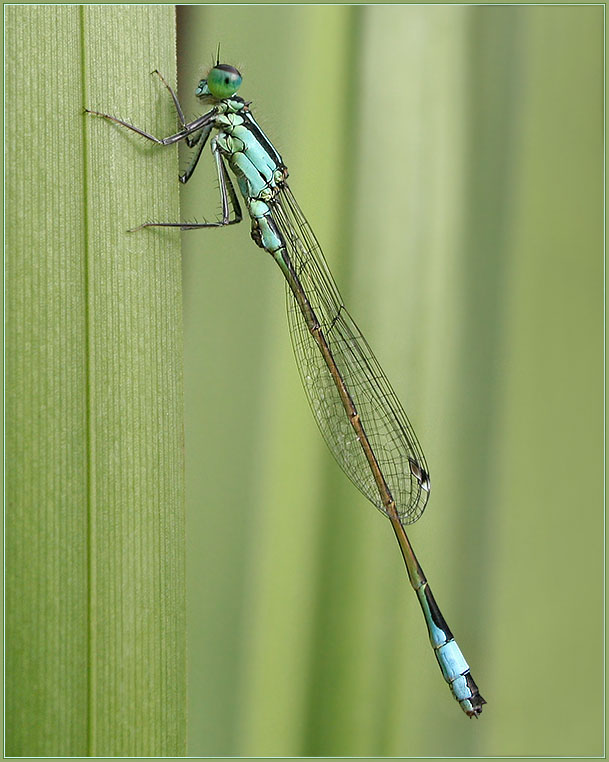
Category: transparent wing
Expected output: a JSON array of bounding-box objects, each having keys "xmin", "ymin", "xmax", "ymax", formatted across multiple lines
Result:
[{"xmin": 272, "ymin": 185, "xmax": 430, "ymax": 525}]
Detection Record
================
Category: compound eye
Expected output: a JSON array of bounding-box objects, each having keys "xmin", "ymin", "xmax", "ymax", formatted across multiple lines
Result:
[{"xmin": 206, "ymin": 64, "xmax": 242, "ymax": 99}]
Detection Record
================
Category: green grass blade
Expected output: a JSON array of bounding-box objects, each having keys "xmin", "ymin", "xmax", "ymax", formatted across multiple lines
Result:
[{"xmin": 6, "ymin": 6, "xmax": 185, "ymax": 756}]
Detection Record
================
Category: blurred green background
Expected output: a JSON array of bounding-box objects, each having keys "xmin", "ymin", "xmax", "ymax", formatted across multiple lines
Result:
[{"xmin": 177, "ymin": 5, "xmax": 602, "ymax": 757}]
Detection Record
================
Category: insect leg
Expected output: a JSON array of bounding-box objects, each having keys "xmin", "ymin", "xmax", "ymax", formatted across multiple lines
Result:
[{"xmin": 131, "ymin": 138, "xmax": 242, "ymax": 231}]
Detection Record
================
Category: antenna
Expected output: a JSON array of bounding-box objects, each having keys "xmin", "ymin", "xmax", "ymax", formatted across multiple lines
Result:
[{"xmin": 216, "ymin": 42, "xmax": 221, "ymax": 66}]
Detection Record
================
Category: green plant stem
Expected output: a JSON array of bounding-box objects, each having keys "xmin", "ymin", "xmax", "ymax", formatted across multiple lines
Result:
[{"xmin": 6, "ymin": 6, "xmax": 185, "ymax": 756}]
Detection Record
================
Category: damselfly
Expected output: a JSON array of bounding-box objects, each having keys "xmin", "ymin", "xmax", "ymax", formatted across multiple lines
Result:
[{"xmin": 87, "ymin": 61, "xmax": 485, "ymax": 718}]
